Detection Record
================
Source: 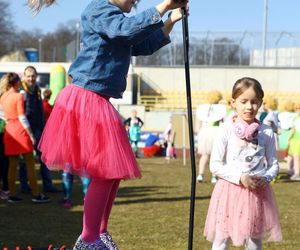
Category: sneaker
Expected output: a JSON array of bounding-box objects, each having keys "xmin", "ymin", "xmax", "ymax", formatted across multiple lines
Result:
[
  {"xmin": 211, "ymin": 176, "xmax": 218, "ymax": 184},
  {"xmin": 73, "ymin": 236, "xmax": 109, "ymax": 250},
  {"xmin": 0, "ymin": 190, "xmax": 10, "ymax": 200},
  {"xmin": 8, "ymin": 196, "xmax": 22, "ymax": 203},
  {"xmin": 32, "ymin": 193, "xmax": 50, "ymax": 204},
  {"xmin": 100, "ymin": 232, "xmax": 119, "ymax": 250},
  {"xmin": 290, "ymin": 174, "xmax": 300, "ymax": 181},
  {"xmin": 60, "ymin": 198, "xmax": 72, "ymax": 209},
  {"xmin": 196, "ymin": 174, "xmax": 203, "ymax": 182}
]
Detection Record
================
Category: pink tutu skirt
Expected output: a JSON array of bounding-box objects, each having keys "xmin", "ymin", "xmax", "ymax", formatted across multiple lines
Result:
[
  {"xmin": 204, "ymin": 179, "xmax": 282, "ymax": 246},
  {"xmin": 38, "ymin": 84, "xmax": 141, "ymax": 180}
]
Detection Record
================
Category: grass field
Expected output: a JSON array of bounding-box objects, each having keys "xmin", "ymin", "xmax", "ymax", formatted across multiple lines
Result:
[{"xmin": 0, "ymin": 157, "xmax": 299, "ymax": 250}]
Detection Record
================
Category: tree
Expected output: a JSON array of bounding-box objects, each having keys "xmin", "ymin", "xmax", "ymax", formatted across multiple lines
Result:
[{"xmin": 0, "ymin": 1, "xmax": 16, "ymax": 57}]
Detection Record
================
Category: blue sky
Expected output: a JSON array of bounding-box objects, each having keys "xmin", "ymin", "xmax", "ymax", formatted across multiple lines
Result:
[{"xmin": 10, "ymin": 0, "xmax": 300, "ymax": 33}]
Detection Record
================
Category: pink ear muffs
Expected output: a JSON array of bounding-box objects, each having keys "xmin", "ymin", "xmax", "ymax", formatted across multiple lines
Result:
[{"xmin": 233, "ymin": 119, "xmax": 260, "ymax": 141}]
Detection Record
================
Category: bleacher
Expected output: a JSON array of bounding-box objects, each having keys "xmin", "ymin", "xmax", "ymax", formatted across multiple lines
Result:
[{"xmin": 139, "ymin": 90, "xmax": 300, "ymax": 111}]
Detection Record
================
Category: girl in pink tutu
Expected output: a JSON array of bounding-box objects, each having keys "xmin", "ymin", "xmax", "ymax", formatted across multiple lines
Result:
[
  {"xmin": 204, "ymin": 77, "xmax": 282, "ymax": 250},
  {"xmin": 29, "ymin": 0, "xmax": 188, "ymax": 249}
]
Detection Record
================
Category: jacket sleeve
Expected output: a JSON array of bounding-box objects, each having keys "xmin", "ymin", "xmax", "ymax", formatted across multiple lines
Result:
[
  {"xmin": 209, "ymin": 124, "xmax": 243, "ymax": 185},
  {"xmin": 263, "ymin": 128, "xmax": 279, "ymax": 181},
  {"xmin": 85, "ymin": 4, "xmax": 164, "ymax": 45},
  {"xmin": 131, "ymin": 28, "xmax": 170, "ymax": 56}
]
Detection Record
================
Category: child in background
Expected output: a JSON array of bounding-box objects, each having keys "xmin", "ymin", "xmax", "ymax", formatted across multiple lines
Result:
[
  {"xmin": 195, "ymin": 90, "xmax": 226, "ymax": 183},
  {"xmin": 42, "ymin": 88, "xmax": 53, "ymax": 123},
  {"xmin": 261, "ymin": 96, "xmax": 280, "ymax": 149},
  {"xmin": 278, "ymin": 101, "xmax": 297, "ymax": 176},
  {"xmin": 124, "ymin": 110, "xmax": 144, "ymax": 158},
  {"xmin": 164, "ymin": 118, "xmax": 175, "ymax": 160},
  {"xmin": 204, "ymin": 77, "xmax": 282, "ymax": 249},
  {"xmin": 60, "ymin": 168, "xmax": 91, "ymax": 209},
  {"xmin": 0, "ymin": 117, "xmax": 9, "ymax": 199},
  {"xmin": 287, "ymin": 102, "xmax": 300, "ymax": 181},
  {"xmin": 33, "ymin": 0, "xmax": 188, "ymax": 249}
]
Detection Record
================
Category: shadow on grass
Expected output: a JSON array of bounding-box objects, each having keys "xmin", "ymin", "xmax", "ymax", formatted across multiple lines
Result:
[
  {"xmin": 116, "ymin": 185, "xmax": 210, "ymax": 205},
  {"xmin": 115, "ymin": 195, "xmax": 211, "ymax": 205}
]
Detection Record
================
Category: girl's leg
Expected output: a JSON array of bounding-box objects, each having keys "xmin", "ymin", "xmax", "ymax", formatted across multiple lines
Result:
[
  {"xmin": 7, "ymin": 155, "xmax": 19, "ymax": 196},
  {"xmin": 0, "ymin": 154, "xmax": 9, "ymax": 191},
  {"xmin": 245, "ymin": 238, "xmax": 262, "ymax": 250},
  {"xmin": 81, "ymin": 178, "xmax": 116, "ymax": 242},
  {"xmin": 212, "ymin": 238, "xmax": 229, "ymax": 250},
  {"xmin": 62, "ymin": 171, "xmax": 73, "ymax": 199},
  {"xmin": 80, "ymin": 175, "xmax": 91, "ymax": 198},
  {"xmin": 133, "ymin": 141, "xmax": 138, "ymax": 157},
  {"xmin": 99, "ymin": 179, "xmax": 120, "ymax": 234},
  {"xmin": 23, "ymin": 153, "xmax": 39, "ymax": 196},
  {"xmin": 293, "ymin": 155, "xmax": 300, "ymax": 176},
  {"xmin": 197, "ymin": 154, "xmax": 210, "ymax": 181}
]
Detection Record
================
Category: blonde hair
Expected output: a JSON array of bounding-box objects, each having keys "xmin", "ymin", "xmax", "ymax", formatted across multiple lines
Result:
[
  {"xmin": 283, "ymin": 101, "xmax": 295, "ymax": 112},
  {"xmin": 294, "ymin": 101, "xmax": 300, "ymax": 110},
  {"xmin": 207, "ymin": 90, "xmax": 223, "ymax": 104},
  {"xmin": 263, "ymin": 96, "xmax": 278, "ymax": 110},
  {"xmin": 27, "ymin": 0, "xmax": 55, "ymax": 13},
  {"xmin": 0, "ymin": 73, "xmax": 20, "ymax": 96}
]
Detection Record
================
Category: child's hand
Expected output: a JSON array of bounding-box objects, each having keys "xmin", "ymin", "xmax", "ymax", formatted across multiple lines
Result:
[
  {"xmin": 252, "ymin": 175, "xmax": 269, "ymax": 188},
  {"xmin": 168, "ymin": 6, "xmax": 189, "ymax": 23},
  {"xmin": 240, "ymin": 174, "xmax": 260, "ymax": 190},
  {"xmin": 156, "ymin": 0, "xmax": 188, "ymax": 17}
]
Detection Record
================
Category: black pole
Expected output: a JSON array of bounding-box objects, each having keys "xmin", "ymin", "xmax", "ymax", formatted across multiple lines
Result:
[{"xmin": 181, "ymin": 7, "xmax": 197, "ymax": 250}]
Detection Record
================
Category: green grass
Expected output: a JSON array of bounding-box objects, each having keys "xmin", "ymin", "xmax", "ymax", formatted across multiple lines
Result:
[{"xmin": 0, "ymin": 158, "xmax": 299, "ymax": 249}]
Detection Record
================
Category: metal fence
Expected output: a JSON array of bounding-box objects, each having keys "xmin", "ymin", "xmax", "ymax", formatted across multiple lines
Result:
[{"xmin": 134, "ymin": 30, "xmax": 300, "ymax": 66}]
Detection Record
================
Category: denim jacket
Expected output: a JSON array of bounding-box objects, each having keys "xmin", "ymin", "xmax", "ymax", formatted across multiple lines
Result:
[{"xmin": 69, "ymin": 0, "xmax": 171, "ymax": 99}]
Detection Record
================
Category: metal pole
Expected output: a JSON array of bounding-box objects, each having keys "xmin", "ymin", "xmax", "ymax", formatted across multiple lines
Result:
[
  {"xmin": 38, "ymin": 38, "xmax": 42, "ymax": 62},
  {"xmin": 181, "ymin": 8, "xmax": 197, "ymax": 250},
  {"xmin": 262, "ymin": 0, "xmax": 268, "ymax": 66}
]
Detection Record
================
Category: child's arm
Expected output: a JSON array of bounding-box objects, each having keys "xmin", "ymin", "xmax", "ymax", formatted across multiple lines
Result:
[
  {"xmin": 263, "ymin": 128, "xmax": 279, "ymax": 182},
  {"xmin": 209, "ymin": 124, "xmax": 243, "ymax": 185},
  {"xmin": 85, "ymin": 1, "xmax": 187, "ymax": 45}
]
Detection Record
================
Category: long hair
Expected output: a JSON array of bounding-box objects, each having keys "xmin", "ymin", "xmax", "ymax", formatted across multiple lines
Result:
[
  {"xmin": 0, "ymin": 73, "xmax": 21, "ymax": 97},
  {"xmin": 27, "ymin": 0, "xmax": 55, "ymax": 13}
]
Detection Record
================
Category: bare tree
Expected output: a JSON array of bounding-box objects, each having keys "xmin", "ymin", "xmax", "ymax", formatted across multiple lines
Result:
[{"xmin": 0, "ymin": 1, "xmax": 16, "ymax": 57}]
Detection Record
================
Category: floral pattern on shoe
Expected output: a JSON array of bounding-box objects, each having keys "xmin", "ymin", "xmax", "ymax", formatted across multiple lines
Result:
[
  {"xmin": 100, "ymin": 232, "xmax": 119, "ymax": 250},
  {"xmin": 73, "ymin": 236, "xmax": 109, "ymax": 250}
]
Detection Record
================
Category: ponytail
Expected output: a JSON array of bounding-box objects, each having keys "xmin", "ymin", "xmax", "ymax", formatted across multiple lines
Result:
[
  {"xmin": 27, "ymin": 0, "xmax": 56, "ymax": 13},
  {"xmin": 0, "ymin": 73, "xmax": 20, "ymax": 96}
]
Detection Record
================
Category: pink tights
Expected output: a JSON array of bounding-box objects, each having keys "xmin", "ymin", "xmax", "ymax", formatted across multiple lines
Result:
[{"xmin": 81, "ymin": 178, "xmax": 120, "ymax": 242}]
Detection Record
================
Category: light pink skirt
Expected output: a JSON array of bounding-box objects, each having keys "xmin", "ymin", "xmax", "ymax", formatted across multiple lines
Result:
[
  {"xmin": 38, "ymin": 84, "xmax": 141, "ymax": 180},
  {"xmin": 204, "ymin": 179, "xmax": 282, "ymax": 246}
]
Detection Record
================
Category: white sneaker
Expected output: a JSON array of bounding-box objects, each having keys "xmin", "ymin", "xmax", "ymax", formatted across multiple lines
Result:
[
  {"xmin": 290, "ymin": 174, "xmax": 300, "ymax": 181},
  {"xmin": 211, "ymin": 176, "xmax": 218, "ymax": 184},
  {"xmin": 196, "ymin": 175, "xmax": 204, "ymax": 182}
]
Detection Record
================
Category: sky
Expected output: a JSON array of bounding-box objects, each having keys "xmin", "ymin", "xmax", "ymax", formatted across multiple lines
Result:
[{"xmin": 10, "ymin": 0, "xmax": 300, "ymax": 34}]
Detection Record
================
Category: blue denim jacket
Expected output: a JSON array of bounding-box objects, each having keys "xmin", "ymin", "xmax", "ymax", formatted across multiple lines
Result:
[{"xmin": 69, "ymin": 0, "xmax": 171, "ymax": 99}]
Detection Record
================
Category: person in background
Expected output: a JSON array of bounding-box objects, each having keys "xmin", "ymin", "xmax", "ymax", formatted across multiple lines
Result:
[
  {"xmin": 143, "ymin": 133, "xmax": 163, "ymax": 157},
  {"xmin": 278, "ymin": 101, "xmax": 297, "ymax": 176},
  {"xmin": 204, "ymin": 77, "xmax": 282, "ymax": 249},
  {"xmin": 261, "ymin": 96, "xmax": 280, "ymax": 149},
  {"xmin": 34, "ymin": 0, "xmax": 188, "ymax": 249},
  {"xmin": 60, "ymin": 165, "xmax": 91, "ymax": 209},
  {"xmin": 124, "ymin": 109, "xmax": 144, "ymax": 158},
  {"xmin": 0, "ymin": 116, "xmax": 9, "ymax": 200},
  {"xmin": 195, "ymin": 90, "xmax": 226, "ymax": 184},
  {"xmin": 163, "ymin": 119, "xmax": 175, "ymax": 160},
  {"xmin": 287, "ymin": 102, "xmax": 300, "ymax": 181},
  {"xmin": 19, "ymin": 66, "xmax": 58, "ymax": 193},
  {"xmin": 42, "ymin": 88, "xmax": 53, "ymax": 123},
  {"xmin": 0, "ymin": 72, "xmax": 49, "ymax": 203}
]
